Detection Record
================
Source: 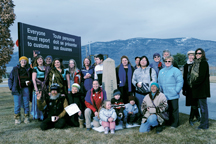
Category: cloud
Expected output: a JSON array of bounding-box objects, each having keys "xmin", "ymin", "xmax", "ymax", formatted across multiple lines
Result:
[{"xmin": 10, "ymin": 0, "xmax": 216, "ymax": 47}]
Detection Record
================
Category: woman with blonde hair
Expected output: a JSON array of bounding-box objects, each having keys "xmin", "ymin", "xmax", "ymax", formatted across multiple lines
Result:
[{"xmin": 67, "ymin": 59, "xmax": 81, "ymax": 88}]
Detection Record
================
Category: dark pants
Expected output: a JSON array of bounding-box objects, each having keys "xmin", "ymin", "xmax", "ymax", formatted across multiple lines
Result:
[
  {"xmin": 167, "ymin": 99, "xmax": 179, "ymax": 128},
  {"xmin": 66, "ymin": 113, "xmax": 84, "ymax": 127},
  {"xmin": 40, "ymin": 117, "xmax": 66, "ymax": 130},
  {"xmin": 198, "ymin": 98, "xmax": 209, "ymax": 129},
  {"xmin": 189, "ymin": 106, "xmax": 200, "ymax": 121},
  {"xmin": 123, "ymin": 110, "xmax": 137, "ymax": 123}
]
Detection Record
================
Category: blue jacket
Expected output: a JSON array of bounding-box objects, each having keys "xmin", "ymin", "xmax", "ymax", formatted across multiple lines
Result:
[
  {"xmin": 125, "ymin": 103, "xmax": 139, "ymax": 114},
  {"xmin": 99, "ymin": 107, "xmax": 117, "ymax": 122},
  {"xmin": 81, "ymin": 66, "xmax": 94, "ymax": 91},
  {"xmin": 158, "ymin": 65, "xmax": 183, "ymax": 100},
  {"xmin": 8, "ymin": 65, "xmax": 32, "ymax": 95}
]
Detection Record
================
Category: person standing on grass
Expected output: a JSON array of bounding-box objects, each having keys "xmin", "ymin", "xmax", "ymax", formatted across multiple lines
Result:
[
  {"xmin": 182, "ymin": 50, "xmax": 200, "ymax": 126},
  {"xmin": 67, "ymin": 59, "xmax": 81, "ymax": 88},
  {"xmin": 99, "ymin": 100, "xmax": 117, "ymax": 134},
  {"xmin": 132, "ymin": 56, "xmax": 157, "ymax": 117},
  {"xmin": 116, "ymin": 55, "xmax": 135, "ymax": 104},
  {"xmin": 94, "ymin": 54, "xmax": 104, "ymax": 86},
  {"xmin": 139, "ymin": 83, "xmax": 168, "ymax": 134},
  {"xmin": 134, "ymin": 56, "xmax": 140, "ymax": 69},
  {"xmin": 48, "ymin": 58, "xmax": 70, "ymax": 95},
  {"xmin": 149, "ymin": 53, "xmax": 163, "ymax": 77},
  {"xmin": 190, "ymin": 48, "xmax": 210, "ymax": 130},
  {"xmin": 37, "ymin": 83, "xmax": 68, "ymax": 130},
  {"xmin": 8, "ymin": 56, "xmax": 32, "ymax": 125},
  {"xmin": 31, "ymin": 55, "xmax": 51, "ymax": 121},
  {"xmin": 81, "ymin": 57, "xmax": 94, "ymax": 94},
  {"xmin": 84, "ymin": 80, "xmax": 107, "ymax": 131},
  {"xmin": 158, "ymin": 56, "xmax": 183, "ymax": 128}
]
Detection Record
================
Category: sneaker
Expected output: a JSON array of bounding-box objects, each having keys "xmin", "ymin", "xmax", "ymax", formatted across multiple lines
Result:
[
  {"xmin": 189, "ymin": 120, "xmax": 194, "ymax": 126},
  {"xmin": 122, "ymin": 123, "xmax": 126, "ymax": 129},
  {"xmin": 15, "ymin": 119, "xmax": 21, "ymax": 125},
  {"xmin": 24, "ymin": 117, "xmax": 30, "ymax": 124},
  {"xmin": 128, "ymin": 122, "xmax": 133, "ymax": 125},
  {"xmin": 110, "ymin": 129, "xmax": 115, "ymax": 134},
  {"xmin": 104, "ymin": 127, "xmax": 109, "ymax": 134},
  {"xmin": 86, "ymin": 128, "xmax": 91, "ymax": 131}
]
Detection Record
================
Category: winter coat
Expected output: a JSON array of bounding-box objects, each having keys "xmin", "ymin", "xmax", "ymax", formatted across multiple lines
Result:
[
  {"xmin": 99, "ymin": 108, "xmax": 117, "ymax": 122},
  {"xmin": 85, "ymin": 88, "xmax": 107, "ymax": 113},
  {"xmin": 182, "ymin": 62, "xmax": 194, "ymax": 106},
  {"xmin": 8, "ymin": 64, "xmax": 32, "ymax": 95},
  {"xmin": 125, "ymin": 103, "xmax": 139, "ymax": 114},
  {"xmin": 158, "ymin": 65, "xmax": 183, "ymax": 100},
  {"xmin": 111, "ymin": 98, "xmax": 125, "ymax": 115},
  {"xmin": 66, "ymin": 68, "xmax": 81, "ymax": 87},
  {"xmin": 149, "ymin": 61, "xmax": 163, "ymax": 77},
  {"xmin": 191, "ymin": 59, "xmax": 210, "ymax": 99},
  {"xmin": 141, "ymin": 91, "xmax": 168, "ymax": 125},
  {"xmin": 48, "ymin": 68, "xmax": 68, "ymax": 95},
  {"xmin": 132, "ymin": 66, "xmax": 157, "ymax": 92},
  {"xmin": 67, "ymin": 92, "xmax": 85, "ymax": 112},
  {"xmin": 81, "ymin": 66, "xmax": 94, "ymax": 91}
]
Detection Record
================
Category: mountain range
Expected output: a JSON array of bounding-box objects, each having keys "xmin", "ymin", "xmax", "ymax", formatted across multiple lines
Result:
[{"xmin": 6, "ymin": 37, "xmax": 216, "ymax": 72}]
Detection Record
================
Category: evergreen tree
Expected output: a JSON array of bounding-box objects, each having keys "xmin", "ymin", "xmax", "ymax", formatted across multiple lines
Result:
[
  {"xmin": 173, "ymin": 53, "xmax": 187, "ymax": 67},
  {"xmin": 0, "ymin": 0, "xmax": 15, "ymax": 83}
]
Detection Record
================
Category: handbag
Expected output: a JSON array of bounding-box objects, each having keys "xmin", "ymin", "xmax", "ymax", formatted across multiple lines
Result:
[
  {"xmin": 151, "ymin": 99, "xmax": 169, "ymax": 120},
  {"xmin": 137, "ymin": 83, "xmax": 150, "ymax": 94}
]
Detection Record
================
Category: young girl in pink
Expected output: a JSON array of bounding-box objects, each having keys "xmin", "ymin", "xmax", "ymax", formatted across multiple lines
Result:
[{"xmin": 99, "ymin": 100, "xmax": 117, "ymax": 134}]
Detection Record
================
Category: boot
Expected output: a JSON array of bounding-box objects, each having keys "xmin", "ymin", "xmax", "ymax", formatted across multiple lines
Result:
[
  {"xmin": 79, "ymin": 118, "xmax": 84, "ymax": 128},
  {"xmin": 24, "ymin": 114, "xmax": 30, "ymax": 124},
  {"xmin": 14, "ymin": 114, "xmax": 21, "ymax": 125},
  {"xmin": 156, "ymin": 124, "xmax": 163, "ymax": 134}
]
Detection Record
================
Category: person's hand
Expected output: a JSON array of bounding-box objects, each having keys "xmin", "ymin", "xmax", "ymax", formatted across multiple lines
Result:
[
  {"xmin": 48, "ymin": 92, "xmax": 51, "ymax": 96},
  {"xmin": 119, "ymin": 113, "xmax": 123, "ymax": 118},
  {"xmin": 137, "ymin": 83, "xmax": 142, "ymax": 88},
  {"xmin": 94, "ymin": 111, "xmax": 98, "ymax": 117},
  {"xmin": 147, "ymin": 107, "xmax": 150, "ymax": 111},
  {"xmin": 78, "ymin": 111, "xmax": 81, "ymax": 116},
  {"xmin": 61, "ymin": 94, "xmax": 65, "ymax": 97},
  {"xmin": 36, "ymin": 91, "xmax": 39, "ymax": 95},
  {"xmin": 108, "ymin": 117, "xmax": 114, "ymax": 122},
  {"xmin": 131, "ymin": 112, "xmax": 133, "ymax": 114},
  {"xmin": 36, "ymin": 92, "xmax": 41, "ymax": 100},
  {"xmin": 68, "ymin": 91, "xmax": 70, "ymax": 94},
  {"xmin": 53, "ymin": 116, "xmax": 59, "ymax": 122},
  {"xmin": 33, "ymin": 51, "xmax": 38, "ymax": 57}
]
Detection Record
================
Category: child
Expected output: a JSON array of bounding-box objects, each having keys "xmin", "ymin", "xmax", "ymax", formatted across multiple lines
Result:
[
  {"xmin": 99, "ymin": 100, "xmax": 117, "ymax": 134},
  {"xmin": 124, "ymin": 96, "xmax": 139, "ymax": 125},
  {"xmin": 66, "ymin": 83, "xmax": 85, "ymax": 128},
  {"xmin": 111, "ymin": 89, "xmax": 125, "ymax": 128}
]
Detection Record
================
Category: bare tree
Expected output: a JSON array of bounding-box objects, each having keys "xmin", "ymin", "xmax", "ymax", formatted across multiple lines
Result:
[{"xmin": 0, "ymin": 0, "xmax": 15, "ymax": 83}]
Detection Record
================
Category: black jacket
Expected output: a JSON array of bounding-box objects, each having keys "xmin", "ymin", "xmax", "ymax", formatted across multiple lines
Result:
[{"xmin": 192, "ymin": 59, "xmax": 211, "ymax": 99}]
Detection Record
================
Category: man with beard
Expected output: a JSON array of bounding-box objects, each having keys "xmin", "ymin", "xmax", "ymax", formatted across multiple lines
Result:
[{"xmin": 37, "ymin": 83, "xmax": 68, "ymax": 130}]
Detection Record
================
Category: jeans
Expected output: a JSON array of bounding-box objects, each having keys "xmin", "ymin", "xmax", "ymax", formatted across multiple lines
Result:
[
  {"xmin": 198, "ymin": 98, "xmax": 209, "ymax": 129},
  {"xmin": 123, "ymin": 109, "xmax": 136, "ymax": 123},
  {"xmin": 139, "ymin": 114, "xmax": 158, "ymax": 133},
  {"xmin": 135, "ymin": 92, "xmax": 146, "ymax": 115},
  {"xmin": 13, "ymin": 87, "xmax": 29, "ymax": 114}
]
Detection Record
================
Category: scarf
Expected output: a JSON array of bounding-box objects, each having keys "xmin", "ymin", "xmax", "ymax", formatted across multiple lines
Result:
[
  {"xmin": 190, "ymin": 58, "xmax": 201, "ymax": 87},
  {"xmin": 118, "ymin": 63, "xmax": 132, "ymax": 92}
]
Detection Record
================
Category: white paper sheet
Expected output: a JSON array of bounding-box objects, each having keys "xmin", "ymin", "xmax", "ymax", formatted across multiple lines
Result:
[{"xmin": 65, "ymin": 103, "xmax": 80, "ymax": 116}]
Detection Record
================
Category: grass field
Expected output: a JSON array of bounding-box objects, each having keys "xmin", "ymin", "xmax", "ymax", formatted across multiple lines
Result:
[{"xmin": 0, "ymin": 88, "xmax": 216, "ymax": 144}]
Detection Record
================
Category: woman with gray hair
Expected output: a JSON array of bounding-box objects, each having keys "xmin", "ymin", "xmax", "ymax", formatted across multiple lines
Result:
[
  {"xmin": 158, "ymin": 56, "xmax": 183, "ymax": 128},
  {"xmin": 182, "ymin": 50, "xmax": 200, "ymax": 126}
]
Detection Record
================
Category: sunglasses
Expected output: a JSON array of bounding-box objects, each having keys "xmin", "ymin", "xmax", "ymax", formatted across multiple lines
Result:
[
  {"xmin": 165, "ymin": 61, "xmax": 172, "ymax": 63},
  {"xmin": 196, "ymin": 52, "xmax": 202, "ymax": 55}
]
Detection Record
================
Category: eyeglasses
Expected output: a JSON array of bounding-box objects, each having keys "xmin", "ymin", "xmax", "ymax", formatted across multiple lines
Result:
[
  {"xmin": 196, "ymin": 52, "xmax": 202, "ymax": 55},
  {"xmin": 165, "ymin": 61, "xmax": 172, "ymax": 63}
]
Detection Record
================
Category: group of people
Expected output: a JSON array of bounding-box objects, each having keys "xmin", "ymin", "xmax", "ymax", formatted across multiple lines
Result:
[{"xmin": 8, "ymin": 48, "xmax": 210, "ymax": 134}]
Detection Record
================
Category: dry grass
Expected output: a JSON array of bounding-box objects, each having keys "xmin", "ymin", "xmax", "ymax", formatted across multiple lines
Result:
[{"xmin": 0, "ymin": 87, "xmax": 216, "ymax": 144}]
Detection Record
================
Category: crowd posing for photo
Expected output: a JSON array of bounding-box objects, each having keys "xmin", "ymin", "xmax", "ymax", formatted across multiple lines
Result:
[{"xmin": 8, "ymin": 48, "xmax": 211, "ymax": 134}]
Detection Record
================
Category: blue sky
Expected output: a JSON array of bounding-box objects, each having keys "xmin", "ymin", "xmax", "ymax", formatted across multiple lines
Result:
[{"xmin": 10, "ymin": 0, "xmax": 216, "ymax": 51}]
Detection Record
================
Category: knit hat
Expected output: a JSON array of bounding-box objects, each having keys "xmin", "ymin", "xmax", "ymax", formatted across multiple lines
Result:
[
  {"xmin": 45, "ymin": 55, "xmax": 53, "ymax": 61},
  {"xmin": 113, "ymin": 89, "xmax": 121, "ymax": 97},
  {"xmin": 150, "ymin": 82, "xmax": 159, "ymax": 90},
  {"xmin": 50, "ymin": 83, "xmax": 60, "ymax": 92},
  {"xmin": 187, "ymin": 50, "xmax": 195, "ymax": 55},
  {"xmin": 19, "ymin": 56, "xmax": 29, "ymax": 64},
  {"xmin": 128, "ymin": 96, "xmax": 135, "ymax": 102},
  {"xmin": 153, "ymin": 53, "xmax": 160, "ymax": 58},
  {"xmin": 72, "ymin": 83, "xmax": 80, "ymax": 90}
]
